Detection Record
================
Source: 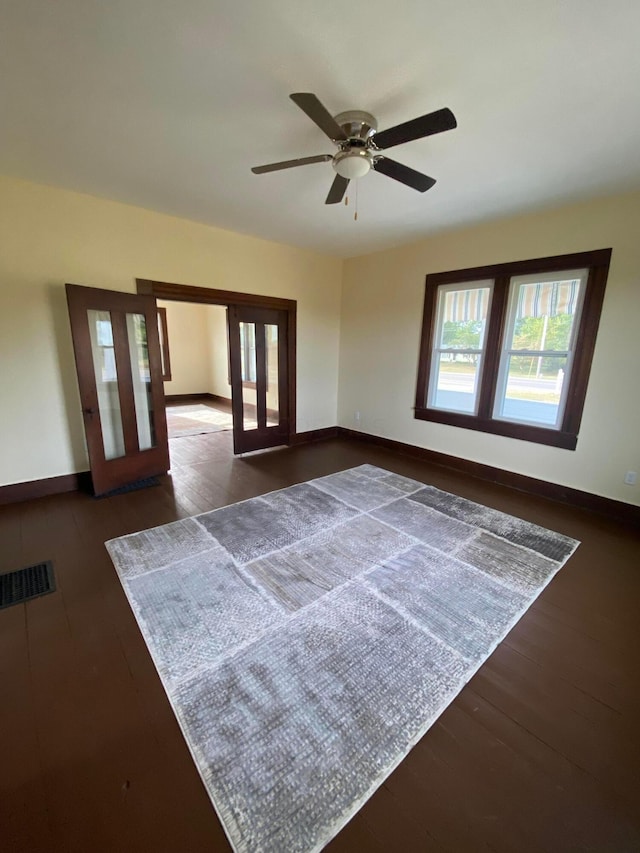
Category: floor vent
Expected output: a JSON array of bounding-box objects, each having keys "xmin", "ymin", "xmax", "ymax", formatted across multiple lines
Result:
[
  {"xmin": 95, "ymin": 476, "xmax": 160, "ymax": 499},
  {"xmin": 0, "ymin": 561, "xmax": 56, "ymax": 609}
]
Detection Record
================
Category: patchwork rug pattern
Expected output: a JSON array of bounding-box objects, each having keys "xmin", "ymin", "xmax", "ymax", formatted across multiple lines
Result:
[{"xmin": 106, "ymin": 465, "xmax": 579, "ymax": 853}]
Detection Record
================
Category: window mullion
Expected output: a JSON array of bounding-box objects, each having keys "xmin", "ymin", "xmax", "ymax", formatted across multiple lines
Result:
[{"xmin": 477, "ymin": 275, "xmax": 509, "ymax": 419}]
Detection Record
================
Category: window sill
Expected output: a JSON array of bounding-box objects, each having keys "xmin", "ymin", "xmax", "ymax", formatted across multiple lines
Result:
[{"xmin": 414, "ymin": 407, "xmax": 578, "ymax": 450}]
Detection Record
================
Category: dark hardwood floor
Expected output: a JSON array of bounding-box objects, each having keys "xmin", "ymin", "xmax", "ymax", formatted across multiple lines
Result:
[{"xmin": 1, "ymin": 432, "xmax": 639, "ymax": 852}]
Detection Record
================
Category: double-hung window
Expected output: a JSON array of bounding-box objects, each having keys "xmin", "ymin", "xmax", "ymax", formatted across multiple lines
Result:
[
  {"xmin": 427, "ymin": 280, "xmax": 493, "ymax": 416},
  {"xmin": 415, "ymin": 249, "xmax": 611, "ymax": 449},
  {"xmin": 492, "ymin": 269, "xmax": 587, "ymax": 429}
]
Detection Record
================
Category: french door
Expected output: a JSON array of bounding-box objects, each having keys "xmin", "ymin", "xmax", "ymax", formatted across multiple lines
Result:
[
  {"xmin": 66, "ymin": 284, "xmax": 169, "ymax": 496},
  {"xmin": 228, "ymin": 305, "xmax": 290, "ymax": 453}
]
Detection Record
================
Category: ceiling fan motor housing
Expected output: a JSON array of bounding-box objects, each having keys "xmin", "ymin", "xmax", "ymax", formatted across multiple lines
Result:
[
  {"xmin": 332, "ymin": 110, "xmax": 378, "ymax": 178},
  {"xmin": 334, "ymin": 110, "xmax": 378, "ymax": 141}
]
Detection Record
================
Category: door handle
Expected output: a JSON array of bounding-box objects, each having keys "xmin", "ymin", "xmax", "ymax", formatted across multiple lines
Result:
[{"xmin": 83, "ymin": 407, "xmax": 95, "ymax": 416}]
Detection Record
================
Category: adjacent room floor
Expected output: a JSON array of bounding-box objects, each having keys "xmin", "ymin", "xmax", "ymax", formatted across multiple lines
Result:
[
  {"xmin": 165, "ymin": 397, "xmax": 234, "ymax": 439},
  {"xmin": 1, "ymin": 432, "xmax": 639, "ymax": 852}
]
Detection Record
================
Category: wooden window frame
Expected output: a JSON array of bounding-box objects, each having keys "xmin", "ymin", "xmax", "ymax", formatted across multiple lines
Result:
[
  {"xmin": 157, "ymin": 306, "xmax": 172, "ymax": 381},
  {"xmin": 414, "ymin": 248, "xmax": 612, "ymax": 450}
]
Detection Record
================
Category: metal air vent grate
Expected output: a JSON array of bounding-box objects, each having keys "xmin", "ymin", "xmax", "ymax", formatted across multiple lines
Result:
[{"xmin": 0, "ymin": 561, "xmax": 56, "ymax": 609}]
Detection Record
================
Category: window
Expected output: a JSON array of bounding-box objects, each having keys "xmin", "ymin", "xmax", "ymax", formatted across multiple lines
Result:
[
  {"xmin": 427, "ymin": 281, "xmax": 493, "ymax": 415},
  {"xmin": 415, "ymin": 249, "xmax": 611, "ymax": 449}
]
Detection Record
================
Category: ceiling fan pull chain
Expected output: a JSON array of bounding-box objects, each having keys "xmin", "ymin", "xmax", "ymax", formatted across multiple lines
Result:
[
  {"xmin": 354, "ymin": 181, "xmax": 358, "ymax": 221},
  {"xmin": 345, "ymin": 195, "xmax": 349, "ymax": 206}
]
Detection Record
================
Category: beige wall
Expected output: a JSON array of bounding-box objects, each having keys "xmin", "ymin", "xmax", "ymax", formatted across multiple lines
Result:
[
  {"xmin": 207, "ymin": 305, "xmax": 231, "ymax": 399},
  {"xmin": 339, "ymin": 189, "xmax": 640, "ymax": 506},
  {"xmin": 159, "ymin": 300, "xmax": 212, "ymax": 396},
  {"xmin": 2, "ymin": 171, "xmax": 638, "ymax": 507},
  {"xmin": 0, "ymin": 175, "xmax": 342, "ymax": 487},
  {"xmin": 158, "ymin": 300, "xmax": 230, "ymax": 397}
]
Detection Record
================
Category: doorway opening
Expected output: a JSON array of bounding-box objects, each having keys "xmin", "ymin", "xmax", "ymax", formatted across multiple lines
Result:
[
  {"xmin": 157, "ymin": 301, "xmax": 235, "ymax": 439},
  {"xmin": 137, "ymin": 278, "xmax": 296, "ymax": 456},
  {"xmin": 66, "ymin": 280, "xmax": 295, "ymax": 497}
]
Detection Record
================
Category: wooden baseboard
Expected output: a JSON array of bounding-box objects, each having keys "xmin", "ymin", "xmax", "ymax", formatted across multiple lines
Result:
[
  {"xmin": 291, "ymin": 427, "xmax": 339, "ymax": 445},
  {"xmin": 4, "ymin": 427, "xmax": 637, "ymax": 526},
  {"xmin": 164, "ymin": 392, "xmax": 215, "ymax": 403},
  {"xmin": 336, "ymin": 427, "xmax": 640, "ymax": 527},
  {"xmin": 165, "ymin": 392, "xmax": 235, "ymax": 409},
  {"xmin": 0, "ymin": 471, "xmax": 92, "ymax": 506},
  {"xmin": 209, "ymin": 393, "xmax": 232, "ymax": 406}
]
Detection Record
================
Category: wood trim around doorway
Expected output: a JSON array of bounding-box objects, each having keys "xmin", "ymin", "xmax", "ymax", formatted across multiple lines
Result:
[{"xmin": 136, "ymin": 278, "xmax": 297, "ymax": 440}]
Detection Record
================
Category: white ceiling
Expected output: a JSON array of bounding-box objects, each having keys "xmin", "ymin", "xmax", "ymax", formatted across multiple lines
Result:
[{"xmin": 2, "ymin": 0, "xmax": 640, "ymax": 257}]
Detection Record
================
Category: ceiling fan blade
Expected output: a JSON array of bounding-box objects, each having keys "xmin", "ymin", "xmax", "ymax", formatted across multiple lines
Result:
[
  {"xmin": 373, "ymin": 108, "xmax": 457, "ymax": 150},
  {"xmin": 325, "ymin": 174, "xmax": 349, "ymax": 204},
  {"xmin": 251, "ymin": 154, "xmax": 332, "ymax": 174},
  {"xmin": 290, "ymin": 93, "xmax": 347, "ymax": 142},
  {"xmin": 373, "ymin": 157, "xmax": 436, "ymax": 192}
]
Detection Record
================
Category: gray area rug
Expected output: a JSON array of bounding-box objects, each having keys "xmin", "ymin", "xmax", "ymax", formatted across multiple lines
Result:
[{"xmin": 106, "ymin": 465, "xmax": 579, "ymax": 852}]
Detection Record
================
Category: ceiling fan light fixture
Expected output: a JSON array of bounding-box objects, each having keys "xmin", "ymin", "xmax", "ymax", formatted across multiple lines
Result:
[{"xmin": 333, "ymin": 149, "xmax": 372, "ymax": 180}]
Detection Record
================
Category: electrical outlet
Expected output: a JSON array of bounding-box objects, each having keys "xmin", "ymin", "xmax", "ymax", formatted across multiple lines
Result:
[{"xmin": 624, "ymin": 471, "xmax": 637, "ymax": 486}]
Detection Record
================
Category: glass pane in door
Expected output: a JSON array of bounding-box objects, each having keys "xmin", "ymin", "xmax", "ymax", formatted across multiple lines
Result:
[
  {"xmin": 265, "ymin": 324, "xmax": 279, "ymax": 427},
  {"xmin": 87, "ymin": 309, "xmax": 125, "ymax": 460},
  {"xmin": 126, "ymin": 313, "xmax": 157, "ymax": 451},
  {"xmin": 240, "ymin": 322, "xmax": 258, "ymax": 430}
]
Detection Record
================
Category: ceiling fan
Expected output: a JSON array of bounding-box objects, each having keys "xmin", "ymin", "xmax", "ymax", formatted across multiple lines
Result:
[{"xmin": 252, "ymin": 93, "xmax": 457, "ymax": 204}]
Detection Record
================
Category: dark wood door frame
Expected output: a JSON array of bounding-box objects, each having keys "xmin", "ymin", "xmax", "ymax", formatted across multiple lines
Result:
[
  {"xmin": 67, "ymin": 283, "xmax": 170, "ymax": 495},
  {"xmin": 136, "ymin": 278, "xmax": 297, "ymax": 441},
  {"xmin": 227, "ymin": 304, "xmax": 290, "ymax": 453}
]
